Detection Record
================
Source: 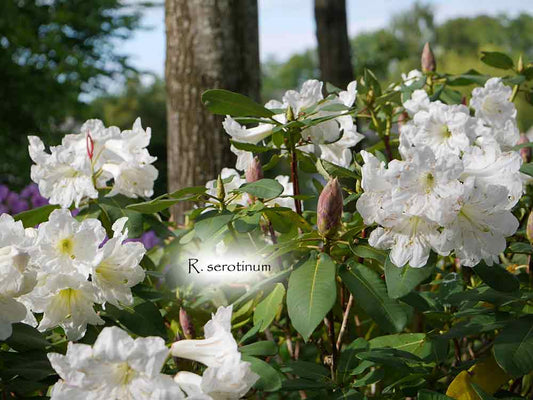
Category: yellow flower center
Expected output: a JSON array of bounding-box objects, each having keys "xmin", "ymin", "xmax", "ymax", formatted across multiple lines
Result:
[{"xmin": 58, "ymin": 238, "xmax": 75, "ymax": 259}]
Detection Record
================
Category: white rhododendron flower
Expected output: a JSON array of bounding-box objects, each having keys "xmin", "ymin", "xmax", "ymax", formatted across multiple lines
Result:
[
  {"xmin": 28, "ymin": 118, "xmax": 158, "ymax": 208},
  {"xmin": 28, "ymin": 273, "xmax": 104, "ymax": 340},
  {"xmin": 223, "ymin": 116, "xmax": 275, "ymax": 145},
  {"xmin": 19, "ymin": 209, "xmax": 146, "ymax": 339},
  {"xmin": 360, "ymin": 80, "xmax": 523, "ymax": 268},
  {"xmin": 172, "ymin": 306, "xmax": 258, "ymax": 399},
  {"xmin": 391, "ymin": 146, "xmax": 463, "ymax": 225},
  {"xmin": 92, "ymin": 217, "xmax": 145, "ymax": 308},
  {"xmin": 30, "ymin": 209, "xmax": 106, "ymax": 278},
  {"xmin": 369, "ymin": 215, "xmax": 448, "ymax": 268},
  {"xmin": 441, "ymin": 179, "xmax": 519, "ymax": 267},
  {"xmin": 0, "ymin": 214, "xmax": 36, "ymax": 339},
  {"xmin": 174, "ymin": 354, "xmax": 258, "ymax": 400},
  {"xmin": 48, "ymin": 326, "xmax": 184, "ymax": 399},
  {"xmin": 400, "ymin": 102, "xmax": 475, "ymax": 158},
  {"xmin": 471, "ymin": 77, "xmax": 519, "ymax": 149},
  {"xmin": 28, "ymin": 136, "xmax": 98, "ymax": 208},
  {"xmin": 230, "ymin": 145, "xmax": 254, "ymax": 172}
]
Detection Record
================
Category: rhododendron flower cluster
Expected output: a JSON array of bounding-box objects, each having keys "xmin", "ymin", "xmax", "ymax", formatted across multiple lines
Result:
[
  {"xmin": 358, "ymin": 78, "xmax": 522, "ymax": 268},
  {"xmin": 47, "ymin": 307, "xmax": 258, "ymax": 400},
  {"xmin": 29, "ymin": 118, "xmax": 158, "ymax": 208},
  {"xmin": 0, "ymin": 209, "xmax": 146, "ymax": 340},
  {"xmin": 223, "ymin": 79, "xmax": 363, "ymax": 169}
]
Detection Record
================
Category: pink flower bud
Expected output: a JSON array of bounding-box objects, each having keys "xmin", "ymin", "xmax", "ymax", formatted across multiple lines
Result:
[
  {"xmin": 245, "ymin": 156, "xmax": 263, "ymax": 183},
  {"xmin": 179, "ymin": 307, "xmax": 195, "ymax": 339},
  {"xmin": 86, "ymin": 132, "xmax": 94, "ymax": 160},
  {"xmin": 421, "ymin": 42, "xmax": 436, "ymax": 73},
  {"xmin": 518, "ymin": 133, "xmax": 531, "ymax": 163},
  {"xmin": 317, "ymin": 178, "xmax": 343, "ymax": 237}
]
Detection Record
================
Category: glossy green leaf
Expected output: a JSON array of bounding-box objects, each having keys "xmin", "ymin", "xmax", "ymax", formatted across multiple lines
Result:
[
  {"xmin": 480, "ymin": 51, "xmax": 514, "ymax": 70},
  {"xmin": 14, "ymin": 204, "xmax": 59, "ymax": 228},
  {"xmin": 240, "ymin": 341, "xmax": 278, "ymax": 356},
  {"xmin": 287, "ymin": 253, "xmax": 337, "ymax": 341},
  {"xmin": 243, "ymin": 355, "xmax": 284, "ymax": 391},
  {"xmin": 385, "ymin": 255, "xmax": 435, "ymax": 299},
  {"xmin": 340, "ymin": 262, "xmax": 408, "ymax": 333},
  {"xmin": 202, "ymin": 89, "xmax": 274, "ymax": 117},
  {"xmin": 194, "ymin": 211, "xmax": 234, "ymax": 241},
  {"xmin": 253, "ymin": 283, "xmax": 285, "ymax": 331},
  {"xmin": 238, "ymin": 179, "xmax": 284, "ymax": 199},
  {"xmin": 493, "ymin": 315, "xmax": 533, "ymax": 377},
  {"xmin": 473, "ymin": 261, "xmax": 519, "ymax": 293}
]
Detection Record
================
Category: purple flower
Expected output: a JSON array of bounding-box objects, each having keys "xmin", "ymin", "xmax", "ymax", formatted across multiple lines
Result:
[
  {"xmin": 0, "ymin": 185, "xmax": 8, "ymax": 202},
  {"xmin": 0, "ymin": 204, "xmax": 8, "ymax": 214},
  {"xmin": 125, "ymin": 230, "xmax": 160, "ymax": 250},
  {"xmin": 20, "ymin": 184, "xmax": 39, "ymax": 199}
]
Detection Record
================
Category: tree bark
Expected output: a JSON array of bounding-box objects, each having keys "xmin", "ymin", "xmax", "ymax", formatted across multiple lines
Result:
[
  {"xmin": 314, "ymin": 0, "xmax": 354, "ymax": 88},
  {"xmin": 165, "ymin": 0, "xmax": 260, "ymax": 222}
]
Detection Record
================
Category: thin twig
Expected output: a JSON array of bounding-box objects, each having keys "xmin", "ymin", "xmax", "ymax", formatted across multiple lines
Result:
[{"xmin": 336, "ymin": 294, "xmax": 354, "ymax": 351}]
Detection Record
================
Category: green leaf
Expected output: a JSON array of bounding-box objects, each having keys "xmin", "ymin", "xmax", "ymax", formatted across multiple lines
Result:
[
  {"xmin": 282, "ymin": 379, "xmax": 329, "ymax": 391},
  {"xmin": 340, "ymin": 262, "xmax": 408, "ymax": 333},
  {"xmin": 194, "ymin": 211, "xmax": 234, "ymax": 241},
  {"xmin": 105, "ymin": 302, "xmax": 167, "ymax": 338},
  {"xmin": 169, "ymin": 186, "xmax": 208, "ymax": 199},
  {"xmin": 508, "ymin": 242, "xmax": 533, "ymax": 254},
  {"xmin": 351, "ymin": 244, "xmax": 387, "ymax": 264},
  {"xmin": 238, "ymin": 179, "xmax": 284, "ymax": 199},
  {"xmin": 6, "ymin": 323, "xmax": 50, "ymax": 351},
  {"xmin": 253, "ymin": 283, "xmax": 285, "ymax": 331},
  {"xmin": 202, "ymin": 89, "xmax": 275, "ymax": 118},
  {"xmin": 98, "ymin": 195, "xmax": 144, "ymax": 237},
  {"xmin": 316, "ymin": 158, "xmax": 359, "ymax": 179},
  {"xmin": 520, "ymin": 162, "xmax": 533, "ymax": 177},
  {"xmin": 230, "ymin": 140, "xmax": 271, "ymax": 153},
  {"xmin": 493, "ymin": 315, "xmax": 533, "ymax": 377},
  {"xmin": 481, "ymin": 51, "xmax": 514, "ymax": 70},
  {"xmin": 287, "ymin": 253, "xmax": 337, "ymax": 341},
  {"xmin": 14, "ymin": 204, "xmax": 59, "ymax": 227},
  {"xmin": 385, "ymin": 255, "xmax": 435, "ymax": 299},
  {"xmin": 369, "ymin": 333, "xmax": 435, "ymax": 361},
  {"xmin": 240, "ymin": 341, "xmax": 278, "ymax": 356},
  {"xmin": 285, "ymin": 360, "xmax": 329, "ymax": 380},
  {"xmin": 473, "ymin": 261, "xmax": 519, "ymax": 293},
  {"xmin": 417, "ymin": 390, "xmax": 454, "ymax": 400},
  {"xmin": 242, "ymin": 355, "xmax": 284, "ymax": 391}
]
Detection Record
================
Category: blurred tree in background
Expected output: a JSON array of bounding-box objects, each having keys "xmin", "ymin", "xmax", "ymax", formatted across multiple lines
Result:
[{"xmin": 0, "ymin": 0, "xmax": 142, "ymax": 187}]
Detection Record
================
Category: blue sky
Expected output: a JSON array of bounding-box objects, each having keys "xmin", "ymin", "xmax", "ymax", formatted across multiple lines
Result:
[{"xmin": 121, "ymin": 0, "xmax": 533, "ymax": 77}]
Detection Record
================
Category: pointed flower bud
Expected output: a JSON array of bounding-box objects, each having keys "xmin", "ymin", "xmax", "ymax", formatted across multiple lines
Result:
[
  {"xmin": 518, "ymin": 133, "xmax": 531, "ymax": 163},
  {"xmin": 179, "ymin": 307, "xmax": 195, "ymax": 339},
  {"xmin": 421, "ymin": 42, "xmax": 436, "ymax": 73},
  {"xmin": 518, "ymin": 54, "xmax": 524, "ymax": 73},
  {"xmin": 286, "ymin": 105, "xmax": 294, "ymax": 122},
  {"xmin": 527, "ymin": 211, "xmax": 533, "ymax": 244},
  {"xmin": 317, "ymin": 178, "xmax": 343, "ymax": 237},
  {"xmin": 216, "ymin": 174, "xmax": 225, "ymax": 201},
  {"xmin": 245, "ymin": 156, "xmax": 263, "ymax": 183}
]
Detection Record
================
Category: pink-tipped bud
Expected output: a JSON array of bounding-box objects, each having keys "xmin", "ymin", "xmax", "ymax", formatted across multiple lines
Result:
[
  {"xmin": 317, "ymin": 178, "xmax": 343, "ymax": 237},
  {"xmin": 421, "ymin": 42, "xmax": 436, "ymax": 73},
  {"xmin": 179, "ymin": 307, "xmax": 195, "ymax": 339},
  {"xmin": 527, "ymin": 211, "xmax": 533, "ymax": 245},
  {"xmin": 86, "ymin": 132, "xmax": 94, "ymax": 160},
  {"xmin": 245, "ymin": 156, "xmax": 263, "ymax": 183},
  {"xmin": 518, "ymin": 133, "xmax": 531, "ymax": 163}
]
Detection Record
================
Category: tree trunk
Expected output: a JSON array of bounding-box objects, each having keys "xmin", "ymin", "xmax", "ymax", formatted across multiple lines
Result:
[
  {"xmin": 165, "ymin": 0, "xmax": 260, "ymax": 222},
  {"xmin": 314, "ymin": 0, "xmax": 354, "ymax": 88}
]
